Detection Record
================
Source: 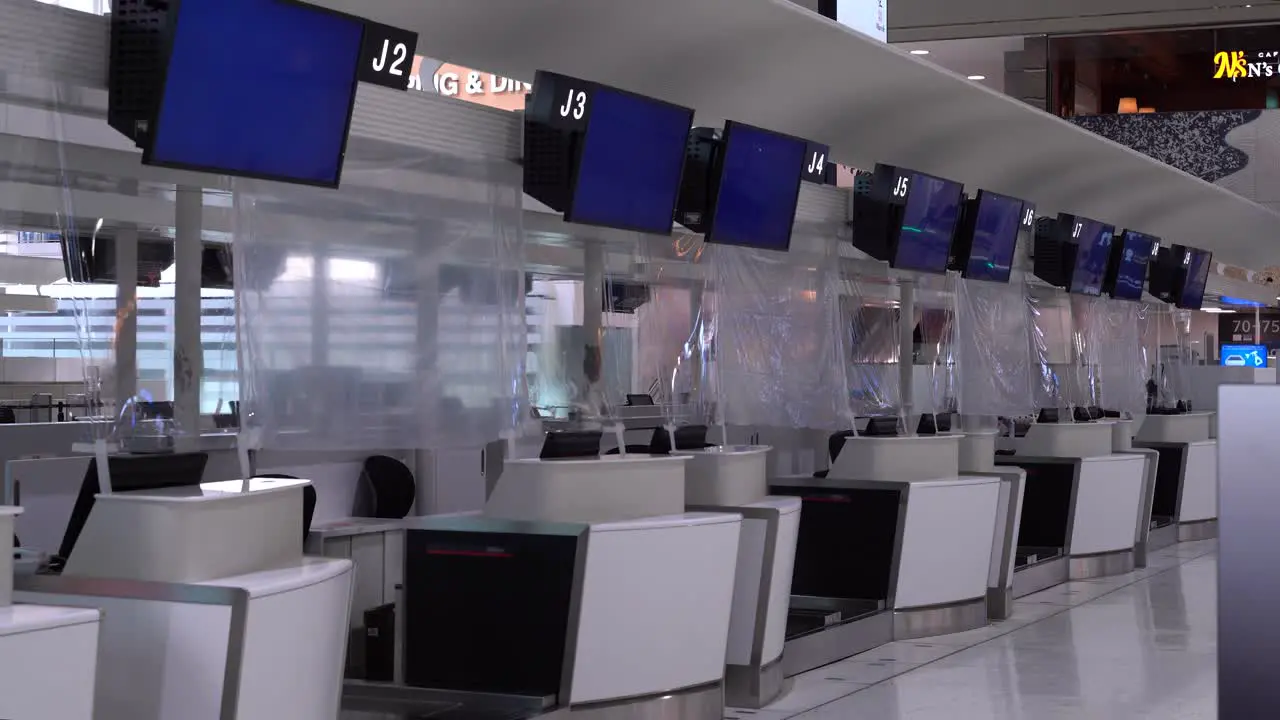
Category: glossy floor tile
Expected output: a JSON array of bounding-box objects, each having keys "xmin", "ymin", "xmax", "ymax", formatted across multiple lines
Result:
[{"xmin": 732, "ymin": 541, "xmax": 1217, "ymax": 719}]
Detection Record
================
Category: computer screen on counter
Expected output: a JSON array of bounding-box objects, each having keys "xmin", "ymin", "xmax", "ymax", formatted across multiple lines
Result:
[
  {"xmin": 565, "ymin": 86, "xmax": 694, "ymax": 234},
  {"xmin": 962, "ymin": 190, "xmax": 1022, "ymax": 282},
  {"xmin": 144, "ymin": 0, "xmax": 364, "ymax": 187},
  {"xmin": 1066, "ymin": 216, "xmax": 1115, "ymax": 296},
  {"xmin": 893, "ymin": 172, "xmax": 963, "ymax": 274},
  {"xmin": 1107, "ymin": 230, "xmax": 1158, "ymax": 301},
  {"xmin": 706, "ymin": 121, "xmax": 808, "ymax": 251},
  {"xmin": 1179, "ymin": 248, "xmax": 1213, "ymax": 310}
]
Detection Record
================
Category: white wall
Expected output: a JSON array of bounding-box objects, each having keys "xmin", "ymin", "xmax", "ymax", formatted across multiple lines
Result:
[{"xmin": 889, "ymin": 0, "xmax": 1269, "ymax": 42}]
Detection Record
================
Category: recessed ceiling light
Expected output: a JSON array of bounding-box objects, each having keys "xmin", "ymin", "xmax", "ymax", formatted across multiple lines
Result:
[
  {"xmin": 968, "ymin": 75, "xmax": 986, "ymax": 81},
  {"xmin": 910, "ymin": 49, "xmax": 930, "ymax": 55}
]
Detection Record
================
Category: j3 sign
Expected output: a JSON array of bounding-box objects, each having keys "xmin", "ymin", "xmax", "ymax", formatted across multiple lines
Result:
[{"xmin": 358, "ymin": 21, "xmax": 420, "ymax": 91}]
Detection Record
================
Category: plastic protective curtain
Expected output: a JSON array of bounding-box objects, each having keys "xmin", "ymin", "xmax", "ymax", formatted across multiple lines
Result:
[
  {"xmin": 233, "ymin": 137, "xmax": 526, "ymax": 451},
  {"xmin": 1080, "ymin": 297, "xmax": 1149, "ymax": 416},
  {"xmin": 524, "ymin": 233, "xmax": 709, "ymax": 432},
  {"xmin": 839, "ymin": 274, "xmax": 902, "ymax": 424},
  {"xmin": 954, "ymin": 278, "xmax": 1035, "ymax": 419},
  {"xmin": 704, "ymin": 243, "xmax": 845, "ymax": 433},
  {"xmin": 0, "ymin": 71, "xmax": 119, "ymax": 450},
  {"xmin": 1026, "ymin": 288, "xmax": 1078, "ymax": 412},
  {"xmin": 1141, "ymin": 304, "xmax": 1193, "ymax": 408}
]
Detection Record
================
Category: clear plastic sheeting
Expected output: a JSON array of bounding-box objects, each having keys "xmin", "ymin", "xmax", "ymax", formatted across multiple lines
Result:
[
  {"xmin": 1067, "ymin": 295, "xmax": 1103, "ymax": 410},
  {"xmin": 705, "ymin": 243, "xmax": 845, "ymax": 432},
  {"xmin": 954, "ymin": 278, "xmax": 1035, "ymax": 419},
  {"xmin": 233, "ymin": 137, "xmax": 525, "ymax": 451},
  {"xmin": 1088, "ymin": 299, "xmax": 1149, "ymax": 415},
  {"xmin": 839, "ymin": 275, "xmax": 901, "ymax": 423},
  {"xmin": 910, "ymin": 273, "xmax": 959, "ymax": 420},
  {"xmin": 1026, "ymin": 288, "xmax": 1077, "ymax": 412},
  {"xmin": 1141, "ymin": 304, "xmax": 1194, "ymax": 409},
  {"xmin": 0, "ymin": 68, "xmax": 118, "ymax": 451}
]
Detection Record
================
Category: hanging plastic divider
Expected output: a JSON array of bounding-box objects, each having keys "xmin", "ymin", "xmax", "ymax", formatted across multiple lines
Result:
[
  {"xmin": 1026, "ymin": 286, "xmax": 1076, "ymax": 413},
  {"xmin": 1068, "ymin": 295, "xmax": 1102, "ymax": 410},
  {"xmin": 1091, "ymin": 298, "xmax": 1148, "ymax": 415},
  {"xmin": 954, "ymin": 278, "xmax": 1035, "ymax": 422},
  {"xmin": 233, "ymin": 137, "xmax": 526, "ymax": 452},
  {"xmin": 837, "ymin": 270, "xmax": 903, "ymax": 430},
  {"xmin": 1143, "ymin": 304, "xmax": 1193, "ymax": 408},
  {"xmin": 911, "ymin": 272, "xmax": 959, "ymax": 422},
  {"xmin": 1, "ymin": 68, "xmax": 115, "ymax": 480},
  {"xmin": 704, "ymin": 242, "xmax": 846, "ymax": 436}
]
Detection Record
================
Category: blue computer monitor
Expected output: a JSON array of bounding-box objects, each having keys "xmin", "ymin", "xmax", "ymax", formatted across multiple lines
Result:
[
  {"xmin": 707, "ymin": 121, "xmax": 808, "ymax": 251},
  {"xmin": 1221, "ymin": 344, "xmax": 1268, "ymax": 368},
  {"xmin": 565, "ymin": 86, "xmax": 693, "ymax": 234},
  {"xmin": 145, "ymin": 0, "xmax": 364, "ymax": 187},
  {"xmin": 894, "ymin": 173, "xmax": 964, "ymax": 274},
  {"xmin": 1179, "ymin": 248, "xmax": 1213, "ymax": 310},
  {"xmin": 1109, "ymin": 230, "xmax": 1158, "ymax": 301},
  {"xmin": 1067, "ymin": 217, "xmax": 1115, "ymax": 296},
  {"xmin": 964, "ymin": 190, "xmax": 1022, "ymax": 282}
]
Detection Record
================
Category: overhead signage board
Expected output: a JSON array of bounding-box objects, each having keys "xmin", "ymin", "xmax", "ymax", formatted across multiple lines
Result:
[
  {"xmin": 1213, "ymin": 50, "xmax": 1280, "ymax": 80},
  {"xmin": 1219, "ymin": 312, "xmax": 1280, "ymax": 348},
  {"xmin": 835, "ymin": 0, "xmax": 887, "ymax": 43},
  {"xmin": 358, "ymin": 20, "xmax": 420, "ymax": 90}
]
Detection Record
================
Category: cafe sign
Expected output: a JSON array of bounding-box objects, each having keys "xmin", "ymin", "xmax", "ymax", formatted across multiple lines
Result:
[{"xmin": 1213, "ymin": 50, "xmax": 1280, "ymax": 80}]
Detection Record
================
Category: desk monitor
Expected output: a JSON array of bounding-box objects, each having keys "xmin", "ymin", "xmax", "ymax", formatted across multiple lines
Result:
[
  {"xmin": 864, "ymin": 416, "xmax": 901, "ymax": 437},
  {"xmin": 137, "ymin": 401, "xmax": 175, "ymax": 420},
  {"xmin": 53, "ymin": 452, "xmax": 209, "ymax": 572},
  {"xmin": 1037, "ymin": 407, "xmax": 1060, "ymax": 424},
  {"xmin": 539, "ymin": 431, "xmax": 602, "ymax": 460},
  {"xmin": 916, "ymin": 412, "xmax": 953, "ymax": 435},
  {"xmin": 648, "ymin": 424, "xmax": 711, "ymax": 454},
  {"xmin": 626, "ymin": 393, "xmax": 656, "ymax": 407}
]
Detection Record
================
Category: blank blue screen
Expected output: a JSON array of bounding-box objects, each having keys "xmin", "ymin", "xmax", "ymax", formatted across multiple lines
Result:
[
  {"xmin": 966, "ymin": 192, "xmax": 1021, "ymax": 282},
  {"xmin": 148, "ymin": 0, "xmax": 363, "ymax": 186},
  {"xmin": 710, "ymin": 124, "xmax": 807, "ymax": 250},
  {"xmin": 1069, "ymin": 219, "xmax": 1113, "ymax": 296},
  {"xmin": 895, "ymin": 173, "xmax": 962, "ymax": 273},
  {"xmin": 568, "ymin": 88, "xmax": 692, "ymax": 233},
  {"xmin": 1181, "ymin": 249, "xmax": 1211, "ymax": 308},
  {"xmin": 1114, "ymin": 231, "xmax": 1155, "ymax": 300}
]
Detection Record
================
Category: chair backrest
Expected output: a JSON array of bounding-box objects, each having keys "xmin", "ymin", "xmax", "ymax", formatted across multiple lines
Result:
[
  {"xmin": 256, "ymin": 473, "xmax": 315, "ymax": 542},
  {"xmin": 354, "ymin": 455, "xmax": 416, "ymax": 519}
]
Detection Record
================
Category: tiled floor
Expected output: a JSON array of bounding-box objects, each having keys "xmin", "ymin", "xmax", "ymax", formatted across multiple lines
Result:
[{"xmin": 728, "ymin": 540, "xmax": 1217, "ymax": 720}]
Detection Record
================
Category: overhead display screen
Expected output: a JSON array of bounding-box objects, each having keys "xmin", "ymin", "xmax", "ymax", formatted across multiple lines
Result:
[
  {"xmin": 894, "ymin": 172, "xmax": 963, "ymax": 274},
  {"xmin": 708, "ymin": 121, "xmax": 808, "ymax": 251},
  {"xmin": 1112, "ymin": 230, "xmax": 1158, "ymax": 301},
  {"xmin": 566, "ymin": 86, "xmax": 694, "ymax": 234},
  {"xmin": 145, "ymin": 0, "xmax": 364, "ymax": 187},
  {"xmin": 1067, "ymin": 217, "xmax": 1114, "ymax": 296},
  {"xmin": 1220, "ymin": 344, "xmax": 1268, "ymax": 368},
  {"xmin": 965, "ymin": 191, "xmax": 1022, "ymax": 283},
  {"xmin": 1180, "ymin": 248, "xmax": 1213, "ymax": 310}
]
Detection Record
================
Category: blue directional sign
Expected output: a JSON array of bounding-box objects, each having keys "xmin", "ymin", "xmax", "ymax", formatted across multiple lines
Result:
[{"xmin": 1221, "ymin": 344, "xmax": 1269, "ymax": 368}]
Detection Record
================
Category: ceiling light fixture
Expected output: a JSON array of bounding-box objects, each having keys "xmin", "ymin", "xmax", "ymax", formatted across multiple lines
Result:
[
  {"xmin": 967, "ymin": 75, "xmax": 986, "ymax": 81},
  {"xmin": 910, "ymin": 49, "xmax": 930, "ymax": 55}
]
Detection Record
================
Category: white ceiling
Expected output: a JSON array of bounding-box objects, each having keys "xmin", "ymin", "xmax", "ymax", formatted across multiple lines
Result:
[
  {"xmin": 891, "ymin": 37, "xmax": 1027, "ymax": 95},
  {"xmin": 307, "ymin": 0, "xmax": 1280, "ymax": 271}
]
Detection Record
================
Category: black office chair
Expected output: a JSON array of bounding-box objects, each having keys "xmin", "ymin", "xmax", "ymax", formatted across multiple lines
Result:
[
  {"xmin": 256, "ymin": 473, "xmax": 315, "ymax": 542},
  {"xmin": 353, "ymin": 455, "xmax": 416, "ymax": 519}
]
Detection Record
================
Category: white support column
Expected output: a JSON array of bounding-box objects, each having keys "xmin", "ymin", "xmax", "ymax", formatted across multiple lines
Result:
[
  {"xmin": 173, "ymin": 185, "xmax": 204, "ymax": 432},
  {"xmin": 114, "ymin": 223, "xmax": 138, "ymax": 406},
  {"xmin": 582, "ymin": 242, "xmax": 605, "ymax": 412},
  {"xmin": 899, "ymin": 279, "xmax": 915, "ymax": 433}
]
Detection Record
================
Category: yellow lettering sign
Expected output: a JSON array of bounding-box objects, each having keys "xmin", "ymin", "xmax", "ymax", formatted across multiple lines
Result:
[{"xmin": 1215, "ymin": 50, "xmax": 1251, "ymax": 79}]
